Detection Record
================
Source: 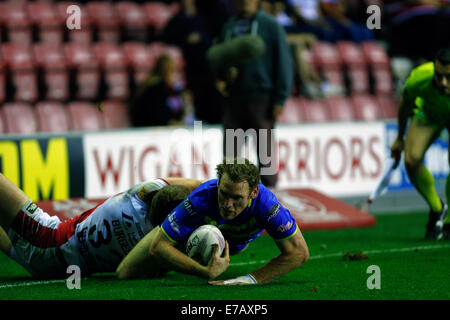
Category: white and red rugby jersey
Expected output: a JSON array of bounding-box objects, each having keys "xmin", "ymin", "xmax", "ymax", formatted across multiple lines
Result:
[{"xmin": 57, "ymin": 178, "xmax": 169, "ymax": 275}]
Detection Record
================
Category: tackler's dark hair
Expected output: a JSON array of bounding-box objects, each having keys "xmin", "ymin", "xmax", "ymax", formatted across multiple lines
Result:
[{"xmin": 149, "ymin": 185, "xmax": 191, "ymax": 226}]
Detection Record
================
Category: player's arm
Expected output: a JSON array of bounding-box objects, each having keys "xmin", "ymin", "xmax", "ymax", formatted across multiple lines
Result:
[
  {"xmin": 148, "ymin": 227, "xmax": 230, "ymax": 280},
  {"xmin": 163, "ymin": 178, "xmax": 206, "ymax": 192},
  {"xmin": 116, "ymin": 228, "xmax": 163, "ymax": 279},
  {"xmin": 209, "ymin": 226, "xmax": 309, "ymax": 285},
  {"xmin": 391, "ymin": 93, "xmax": 415, "ymax": 156}
]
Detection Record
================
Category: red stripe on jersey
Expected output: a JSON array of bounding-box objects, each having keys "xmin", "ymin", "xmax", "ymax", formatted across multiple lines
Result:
[{"xmin": 11, "ymin": 200, "xmax": 107, "ymax": 248}]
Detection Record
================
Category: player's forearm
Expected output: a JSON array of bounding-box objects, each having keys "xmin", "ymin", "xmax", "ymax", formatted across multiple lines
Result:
[
  {"xmin": 149, "ymin": 238, "xmax": 209, "ymax": 279},
  {"xmin": 396, "ymin": 97, "xmax": 412, "ymax": 140},
  {"xmin": 250, "ymin": 251, "xmax": 307, "ymax": 284}
]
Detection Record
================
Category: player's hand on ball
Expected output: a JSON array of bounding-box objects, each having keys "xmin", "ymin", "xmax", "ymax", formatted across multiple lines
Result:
[{"xmin": 206, "ymin": 241, "xmax": 230, "ymax": 280}]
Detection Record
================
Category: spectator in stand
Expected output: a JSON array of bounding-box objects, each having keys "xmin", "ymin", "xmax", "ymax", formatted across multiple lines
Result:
[
  {"xmin": 280, "ymin": 0, "xmax": 374, "ymax": 43},
  {"xmin": 129, "ymin": 54, "xmax": 189, "ymax": 127},
  {"xmin": 215, "ymin": 0, "xmax": 294, "ymax": 188},
  {"xmin": 160, "ymin": 0, "xmax": 225, "ymax": 124},
  {"xmin": 384, "ymin": 0, "xmax": 450, "ymax": 62}
]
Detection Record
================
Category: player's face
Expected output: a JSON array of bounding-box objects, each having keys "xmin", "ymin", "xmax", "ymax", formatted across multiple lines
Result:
[
  {"xmin": 217, "ymin": 173, "xmax": 258, "ymax": 220},
  {"xmin": 434, "ymin": 60, "xmax": 450, "ymax": 96},
  {"xmin": 232, "ymin": 0, "xmax": 260, "ymax": 17}
]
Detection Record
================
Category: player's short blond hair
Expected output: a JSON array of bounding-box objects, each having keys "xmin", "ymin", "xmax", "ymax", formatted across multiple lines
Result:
[{"xmin": 216, "ymin": 157, "xmax": 260, "ymax": 190}]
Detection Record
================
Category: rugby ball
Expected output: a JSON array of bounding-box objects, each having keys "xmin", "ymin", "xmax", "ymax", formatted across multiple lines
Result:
[{"xmin": 185, "ymin": 225, "xmax": 225, "ymax": 265}]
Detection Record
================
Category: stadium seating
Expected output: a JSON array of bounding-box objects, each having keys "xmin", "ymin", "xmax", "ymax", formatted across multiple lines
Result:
[
  {"xmin": 86, "ymin": 2, "xmax": 121, "ymax": 43},
  {"xmin": 350, "ymin": 94, "xmax": 382, "ymax": 121},
  {"xmin": 123, "ymin": 41, "xmax": 156, "ymax": 84},
  {"xmin": 1, "ymin": 43, "xmax": 39, "ymax": 103},
  {"xmin": 324, "ymin": 96, "xmax": 355, "ymax": 121},
  {"xmin": 26, "ymin": 2, "xmax": 64, "ymax": 44},
  {"xmin": 298, "ymin": 97, "xmax": 330, "ymax": 122},
  {"xmin": 143, "ymin": 2, "xmax": 175, "ymax": 35},
  {"xmin": 93, "ymin": 42, "xmax": 130, "ymax": 100},
  {"xmin": 67, "ymin": 101, "xmax": 103, "ymax": 131},
  {"xmin": 115, "ymin": 2, "xmax": 149, "ymax": 42},
  {"xmin": 0, "ymin": 108, "xmax": 5, "ymax": 134},
  {"xmin": 56, "ymin": 2, "xmax": 93, "ymax": 44},
  {"xmin": 100, "ymin": 100, "xmax": 131, "ymax": 129},
  {"xmin": 64, "ymin": 42, "xmax": 100, "ymax": 100},
  {"xmin": 1, "ymin": 3, "xmax": 33, "ymax": 44},
  {"xmin": 1, "ymin": 102, "xmax": 38, "ymax": 134},
  {"xmin": 0, "ymin": 59, "xmax": 5, "ymax": 103},
  {"xmin": 33, "ymin": 43, "xmax": 69, "ymax": 101},
  {"xmin": 279, "ymin": 97, "xmax": 304, "ymax": 124},
  {"xmin": 35, "ymin": 101, "xmax": 71, "ymax": 132},
  {"xmin": 376, "ymin": 94, "xmax": 398, "ymax": 120},
  {"xmin": 336, "ymin": 41, "xmax": 369, "ymax": 94},
  {"xmin": 0, "ymin": 1, "xmax": 400, "ymax": 137},
  {"xmin": 311, "ymin": 41, "xmax": 345, "ymax": 92},
  {"xmin": 361, "ymin": 41, "xmax": 393, "ymax": 95}
]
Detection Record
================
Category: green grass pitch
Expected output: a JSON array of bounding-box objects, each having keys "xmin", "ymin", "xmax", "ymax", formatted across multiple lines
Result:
[{"xmin": 0, "ymin": 211, "xmax": 449, "ymax": 300}]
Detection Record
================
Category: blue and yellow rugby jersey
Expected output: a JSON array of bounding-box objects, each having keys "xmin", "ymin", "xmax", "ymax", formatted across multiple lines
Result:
[
  {"xmin": 160, "ymin": 179, "xmax": 299, "ymax": 252},
  {"xmin": 403, "ymin": 62, "xmax": 450, "ymax": 129}
]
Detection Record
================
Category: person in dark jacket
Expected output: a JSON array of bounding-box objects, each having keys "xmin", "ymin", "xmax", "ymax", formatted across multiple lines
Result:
[
  {"xmin": 129, "ymin": 54, "xmax": 186, "ymax": 127},
  {"xmin": 215, "ymin": 0, "xmax": 294, "ymax": 188}
]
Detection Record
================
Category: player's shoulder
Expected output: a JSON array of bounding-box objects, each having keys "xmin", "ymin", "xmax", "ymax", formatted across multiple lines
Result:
[
  {"xmin": 129, "ymin": 178, "xmax": 169, "ymax": 203},
  {"xmin": 405, "ymin": 62, "xmax": 434, "ymax": 90},
  {"xmin": 253, "ymin": 184, "xmax": 283, "ymax": 216},
  {"xmin": 188, "ymin": 179, "xmax": 218, "ymax": 209}
]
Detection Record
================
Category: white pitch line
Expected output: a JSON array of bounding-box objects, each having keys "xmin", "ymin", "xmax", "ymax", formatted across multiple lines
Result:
[
  {"xmin": 0, "ymin": 244, "xmax": 449, "ymax": 290},
  {"xmin": 0, "ymin": 279, "xmax": 65, "ymax": 289},
  {"xmin": 229, "ymin": 243, "xmax": 450, "ymax": 266}
]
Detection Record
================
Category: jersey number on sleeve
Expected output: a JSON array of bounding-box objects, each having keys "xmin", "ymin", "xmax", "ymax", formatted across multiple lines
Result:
[{"xmin": 88, "ymin": 220, "xmax": 113, "ymax": 248}]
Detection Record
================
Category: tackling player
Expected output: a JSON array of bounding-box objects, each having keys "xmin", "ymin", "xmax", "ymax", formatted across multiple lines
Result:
[
  {"xmin": 120, "ymin": 158, "xmax": 309, "ymax": 285},
  {"xmin": 390, "ymin": 47, "xmax": 450, "ymax": 240},
  {"xmin": 0, "ymin": 173, "xmax": 202, "ymax": 279}
]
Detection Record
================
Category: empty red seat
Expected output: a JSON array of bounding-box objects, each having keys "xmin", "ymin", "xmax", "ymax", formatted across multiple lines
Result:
[
  {"xmin": 100, "ymin": 100, "xmax": 130, "ymax": 129},
  {"xmin": 0, "ymin": 59, "xmax": 5, "ymax": 103},
  {"xmin": 33, "ymin": 43, "xmax": 69, "ymax": 101},
  {"xmin": 350, "ymin": 94, "xmax": 382, "ymax": 121},
  {"xmin": 2, "ymin": 102, "xmax": 38, "ymax": 134},
  {"xmin": 279, "ymin": 97, "xmax": 304, "ymax": 124},
  {"xmin": 67, "ymin": 101, "xmax": 103, "ymax": 131},
  {"xmin": 361, "ymin": 41, "xmax": 390, "ymax": 69},
  {"xmin": 336, "ymin": 41, "xmax": 366, "ymax": 67},
  {"xmin": 376, "ymin": 95, "xmax": 398, "ymax": 119},
  {"xmin": 312, "ymin": 41, "xmax": 342, "ymax": 68},
  {"xmin": 35, "ymin": 101, "xmax": 70, "ymax": 132},
  {"xmin": 0, "ymin": 108, "xmax": 5, "ymax": 133},
  {"xmin": 2, "ymin": 43, "xmax": 35, "ymax": 70},
  {"xmin": 1, "ymin": 3, "xmax": 32, "ymax": 44},
  {"xmin": 144, "ymin": 2, "xmax": 174, "ymax": 34},
  {"xmin": 372, "ymin": 68, "xmax": 394, "ymax": 95},
  {"xmin": 299, "ymin": 97, "xmax": 330, "ymax": 122},
  {"xmin": 311, "ymin": 42, "xmax": 345, "ymax": 90},
  {"xmin": 86, "ymin": 2, "xmax": 120, "ymax": 42},
  {"xmin": 361, "ymin": 41, "xmax": 393, "ymax": 95},
  {"xmin": 336, "ymin": 41, "xmax": 369, "ymax": 94},
  {"xmin": 26, "ymin": 2, "xmax": 64, "ymax": 44},
  {"xmin": 64, "ymin": 43, "xmax": 100, "ymax": 100},
  {"xmin": 56, "ymin": 2, "xmax": 93, "ymax": 44},
  {"xmin": 2, "ymin": 43, "xmax": 38, "ymax": 103},
  {"xmin": 123, "ymin": 42, "xmax": 156, "ymax": 84},
  {"xmin": 324, "ymin": 96, "xmax": 355, "ymax": 121},
  {"xmin": 115, "ymin": 2, "xmax": 149, "ymax": 41},
  {"xmin": 93, "ymin": 42, "xmax": 130, "ymax": 100}
]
